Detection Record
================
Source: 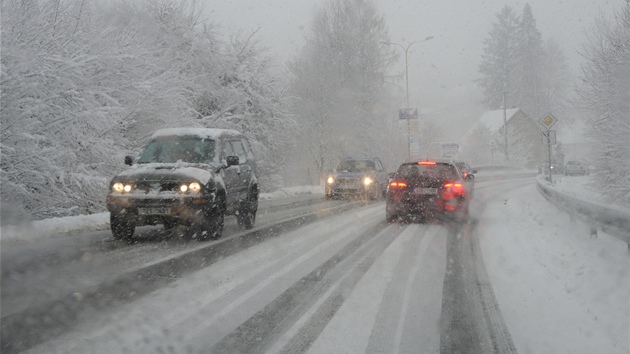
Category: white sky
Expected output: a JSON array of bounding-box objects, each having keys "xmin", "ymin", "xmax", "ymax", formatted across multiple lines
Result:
[{"xmin": 205, "ymin": 0, "xmax": 620, "ymax": 139}]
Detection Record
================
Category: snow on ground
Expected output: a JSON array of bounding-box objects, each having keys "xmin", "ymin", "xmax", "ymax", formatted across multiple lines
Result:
[
  {"xmin": 258, "ymin": 185, "xmax": 323, "ymax": 200},
  {"xmin": 478, "ymin": 177, "xmax": 629, "ymax": 354},
  {"xmin": 2, "ymin": 174, "xmax": 628, "ymax": 352},
  {"xmin": 0, "ymin": 185, "xmax": 324, "ymax": 242}
]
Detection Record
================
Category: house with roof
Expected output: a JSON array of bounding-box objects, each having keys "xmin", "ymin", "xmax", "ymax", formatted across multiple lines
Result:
[{"xmin": 459, "ymin": 108, "xmax": 544, "ymax": 168}]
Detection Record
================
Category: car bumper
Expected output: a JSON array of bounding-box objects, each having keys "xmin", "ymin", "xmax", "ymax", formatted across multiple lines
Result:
[
  {"xmin": 386, "ymin": 194, "xmax": 466, "ymax": 219},
  {"xmin": 326, "ymin": 184, "xmax": 376, "ymax": 197},
  {"xmin": 106, "ymin": 194, "xmax": 214, "ymax": 226}
]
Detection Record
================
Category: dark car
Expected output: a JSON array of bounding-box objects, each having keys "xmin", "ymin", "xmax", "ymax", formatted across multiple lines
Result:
[
  {"xmin": 564, "ymin": 160, "xmax": 590, "ymax": 176},
  {"xmin": 454, "ymin": 160, "xmax": 477, "ymax": 194},
  {"xmin": 386, "ymin": 160, "xmax": 472, "ymax": 223},
  {"xmin": 325, "ymin": 157, "xmax": 388, "ymax": 200},
  {"xmin": 106, "ymin": 128, "xmax": 259, "ymax": 241}
]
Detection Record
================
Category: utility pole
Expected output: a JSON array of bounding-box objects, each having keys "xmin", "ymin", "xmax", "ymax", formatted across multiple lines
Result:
[
  {"xmin": 383, "ymin": 37, "xmax": 433, "ymax": 161},
  {"xmin": 502, "ymin": 90, "xmax": 509, "ymax": 165}
]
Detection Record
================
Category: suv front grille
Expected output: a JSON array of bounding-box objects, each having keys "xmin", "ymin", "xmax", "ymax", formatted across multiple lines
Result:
[{"xmin": 133, "ymin": 180, "xmax": 180, "ymax": 194}]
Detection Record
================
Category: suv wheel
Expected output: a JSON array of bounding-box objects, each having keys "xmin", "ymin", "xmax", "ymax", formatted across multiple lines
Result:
[
  {"xmin": 237, "ymin": 188, "xmax": 258, "ymax": 230},
  {"xmin": 111, "ymin": 214, "xmax": 135, "ymax": 240},
  {"xmin": 196, "ymin": 203, "xmax": 225, "ymax": 241}
]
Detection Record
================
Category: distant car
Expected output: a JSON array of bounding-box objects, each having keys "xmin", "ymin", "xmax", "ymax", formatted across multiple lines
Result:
[
  {"xmin": 106, "ymin": 128, "xmax": 259, "ymax": 241},
  {"xmin": 325, "ymin": 157, "xmax": 388, "ymax": 200},
  {"xmin": 564, "ymin": 160, "xmax": 590, "ymax": 176},
  {"xmin": 454, "ymin": 160, "xmax": 477, "ymax": 193},
  {"xmin": 386, "ymin": 160, "xmax": 471, "ymax": 223}
]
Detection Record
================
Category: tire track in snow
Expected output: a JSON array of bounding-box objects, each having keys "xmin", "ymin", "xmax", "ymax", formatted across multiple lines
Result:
[
  {"xmin": 365, "ymin": 225, "xmax": 442, "ymax": 353},
  {"xmin": 439, "ymin": 180, "xmax": 530, "ymax": 354},
  {"xmin": 210, "ymin": 219, "xmax": 400, "ymax": 353}
]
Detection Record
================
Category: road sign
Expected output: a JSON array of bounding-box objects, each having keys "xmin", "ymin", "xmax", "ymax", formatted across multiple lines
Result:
[
  {"xmin": 398, "ymin": 108, "xmax": 418, "ymax": 120},
  {"xmin": 441, "ymin": 142, "xmax": 459, "ymax": 158},
  {"xmin": 542, "ymin": 130, "xmax": 556, "ymax": 145},
  {"xmin": 539, "ymin": 112, "xmax": 558, "ymax": 130}
]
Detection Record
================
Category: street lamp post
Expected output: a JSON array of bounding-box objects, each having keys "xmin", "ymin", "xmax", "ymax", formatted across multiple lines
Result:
[{"xmin": 384, "ymin": 36, "xmax": 433, "ymax": 160}]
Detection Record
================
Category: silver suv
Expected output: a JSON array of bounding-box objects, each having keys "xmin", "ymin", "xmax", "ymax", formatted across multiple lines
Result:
[
  {"xmin": 106, "ymin": 128, "xmax": 258, "ymax": 241},
  {"xmin": 325, "ymin": 157, "xmax": 388, "ymax": 200}
]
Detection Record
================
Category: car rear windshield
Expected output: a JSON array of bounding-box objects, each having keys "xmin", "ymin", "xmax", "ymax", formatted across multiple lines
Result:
[
  {"xmin": 397, "ymin": 163, "xmax": 458, "ymax": 180},
  {"xmin": 137, "ymin": 136, "xmax": 217, "ymax": 164},
  {"xmin": 337, "ymin": 160, "xmax": 375, "ymax": 172}
]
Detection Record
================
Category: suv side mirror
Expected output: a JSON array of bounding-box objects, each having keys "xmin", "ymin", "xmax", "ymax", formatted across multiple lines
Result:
[
  {"xmin": 124, "ymin": 156, "xmax": 134, "ymax": 166},
  {"xmin": 226, "ymin": 155, "xmax": 239, "ymax": 167}
]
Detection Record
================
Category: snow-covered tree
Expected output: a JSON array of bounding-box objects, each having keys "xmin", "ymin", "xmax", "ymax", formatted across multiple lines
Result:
[
  {"xmin": 195, "ymin": 31, "xmax": 297, "ymax": 191},
  {"xmin": 540, "ymin": 39, "xmax": 571, "ymax": 119},
  {"xmin": 479, "ymin": 4, "xmax": 569, "ymax": 123},
  {"xmin": 287, "ymin": 0, "xmax": 396, "ymax": 182},
  {"xmin": 1, "ymin": 0, "xmax": 295, "ymax": 217},
  {"xmin": 576, "ymin": 0, "xmax": 630, "ymax": 205},
  {"xmin": 512, "ymin": 3, "xmax": 546, "ymax": 120},
  {"xmin": 478, "ymin": 5, "xmax": 519, "ymax": 110}
]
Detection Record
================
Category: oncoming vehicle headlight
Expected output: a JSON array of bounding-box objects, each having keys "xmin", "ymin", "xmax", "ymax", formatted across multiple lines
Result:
[
  {"xmin": 180, "ymin": 182, "xmax": 202, "ymax": 194},
  {"xmin": 112, "ymin": 182, "xmax": 133, "ymax": 193},
  {"xmin": 327, "ymin": 176, "xmax": 334, "ymax": 184},
  {"xmin": 363, "ymin": 177, "xmax": 373, "ymax": 186}
]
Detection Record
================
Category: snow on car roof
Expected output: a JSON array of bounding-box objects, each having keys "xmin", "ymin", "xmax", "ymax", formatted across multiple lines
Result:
[{"xmin": 151, "ymin": 127, "xmax": 241, "ymax": 140}]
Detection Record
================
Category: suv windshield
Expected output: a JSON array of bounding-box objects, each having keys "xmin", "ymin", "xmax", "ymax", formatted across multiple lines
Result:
[
  {"xmin": 337, "ymin": 160, "xmax": 375, "ymax": 172},
  {"xmin": 137, "ymin": 136, "xmax": 216, "ymax": 164}
]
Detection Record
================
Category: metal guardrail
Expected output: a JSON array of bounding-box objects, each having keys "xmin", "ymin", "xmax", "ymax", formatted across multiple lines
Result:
[{"xmin": 536, "ymin": 176, "xmax": 630, "ymax": 244}]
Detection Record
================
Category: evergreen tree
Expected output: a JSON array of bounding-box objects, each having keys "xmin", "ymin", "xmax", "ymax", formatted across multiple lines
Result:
[
  {"xmin": 512, "ymin": 3, "xmax": 546, "ymax": 120},
  {"xmin": 540, "ymin": 38, "xmax": 571, "ymax": 118},
  {"xmin": 478, "ymin": 5, "xmax": 519, "ymax": 110}
]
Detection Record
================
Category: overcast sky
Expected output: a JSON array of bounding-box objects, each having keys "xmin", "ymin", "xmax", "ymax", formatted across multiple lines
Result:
[{"xmin": 206, "ymin": 0, "xmax": 619, "ymax": 139}]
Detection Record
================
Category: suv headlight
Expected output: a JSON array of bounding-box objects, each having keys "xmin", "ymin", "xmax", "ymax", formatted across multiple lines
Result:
[
  {"xmin": 363, "ymin": 177, "xmax": 373, "ymax": 186},
  {"xmin": 112, "ymin": 182, "xmax": 133, "ymax": 193},
  {"xmin": 179, "ymin": 182, "xmax": 201, "ymax": 194},
  {"xmin": 327, "ymin": 176, "xmax": 334, "ymax": 184}
]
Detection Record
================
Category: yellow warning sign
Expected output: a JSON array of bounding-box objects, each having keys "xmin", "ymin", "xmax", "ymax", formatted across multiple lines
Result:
[{"xmin": 538, "ymin": 112, "xmax": 558, "ymax": 129}]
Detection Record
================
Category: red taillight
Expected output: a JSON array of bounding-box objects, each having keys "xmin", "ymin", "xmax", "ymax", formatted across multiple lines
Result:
[
  {"xmin": 442, "ymin": 182, "xmax": 464, "ymax": 199},
  {"xmin": 389, "ymin": 180, "xmax": 408, "ymax": 189},
  {"xmin": 418, "ymin": 161, "xmax": 436, "ymax": 165},
  {"xmin": 462, "ymin": 171, "xmax": 468, "ymax": 178}
]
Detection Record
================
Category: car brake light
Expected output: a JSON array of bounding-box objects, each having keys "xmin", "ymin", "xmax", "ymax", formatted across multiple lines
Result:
[
  {"xmin": 389, "ymin": 180, "xmax": 407, "ymax": 189},
  {"xmin": 462, "ymin": 171, "xmax": 468, "ymax": 178},
  {"xmin": 442, "ymin": 182, "xmax": 464, "ymax": 199},
  {"xmin": 418, "ymin": 161, "xmax": 436, "ymax": 165}
]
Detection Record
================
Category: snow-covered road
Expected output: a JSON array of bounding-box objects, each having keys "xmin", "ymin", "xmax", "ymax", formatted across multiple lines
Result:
[{"xmin": 2, "ymin": 174, "xmax": 627, "ymax": 353}]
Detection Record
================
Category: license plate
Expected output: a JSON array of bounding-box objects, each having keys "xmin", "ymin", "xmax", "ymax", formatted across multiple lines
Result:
[
  {"xmin": 414, "ymin": 188, "xmax": 437, "ymax": 195},
  {"xmin": 138, "ymin": 207, "xmax": 171, "ymax": 215}
]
